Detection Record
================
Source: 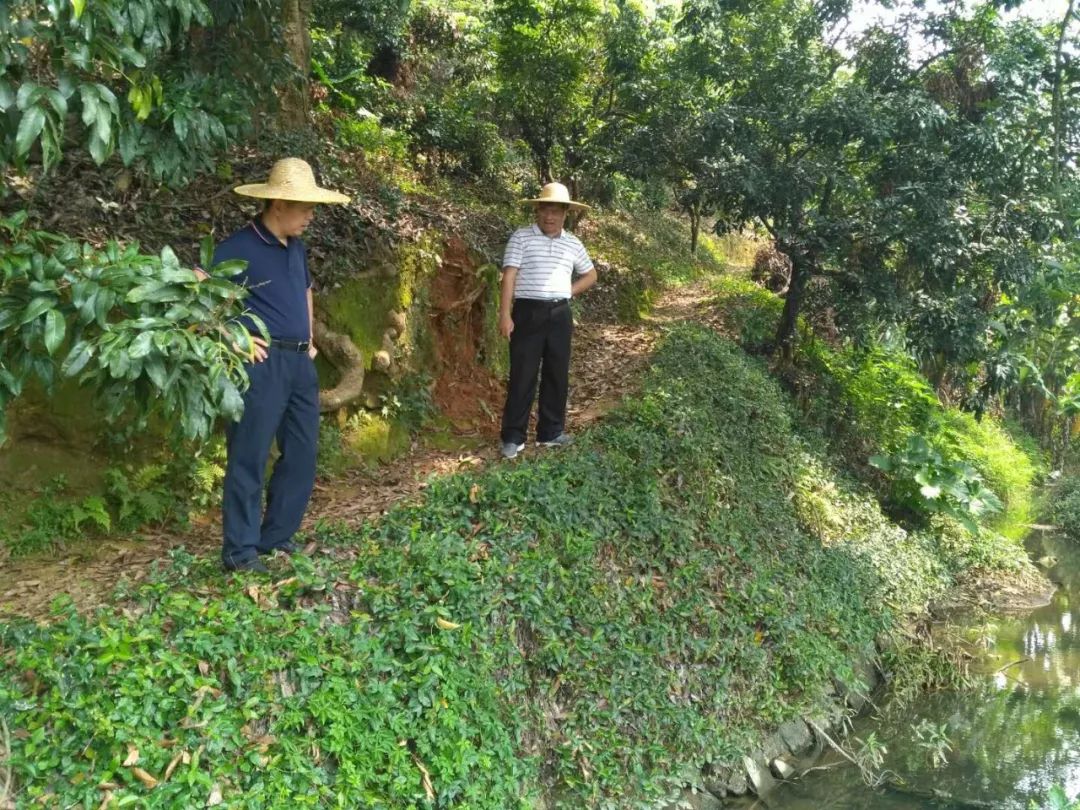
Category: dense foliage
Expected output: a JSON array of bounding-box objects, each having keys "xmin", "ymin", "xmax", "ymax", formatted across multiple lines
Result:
[
  {"xmin": 1, "ymin": 325, "xmax": 1031, "ymax": 807},
  {"xmin": 713, "ymin": 275, "xmax": 1042, "ymax": 550},
  {"xmin": 0, "ymin": 211, "xmax": 259, "ymax": 446}
]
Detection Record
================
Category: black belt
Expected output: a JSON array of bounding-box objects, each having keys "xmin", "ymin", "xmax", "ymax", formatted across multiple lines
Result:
[
  {"xmin": 516, "ymin": 298, "xmax": 569, "ymax": 307},
  {"xmin": 270, "ymin": 338, "xmax": 311, "ymax": 352}
]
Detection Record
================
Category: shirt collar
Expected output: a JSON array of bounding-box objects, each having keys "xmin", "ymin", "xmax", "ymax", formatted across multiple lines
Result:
[
  {"xmin": 251, "ymin": 219, "xmax": 288, "ymax": 248},
  {"xmin": 531, "ymin": 223, "xmax": 564, "ymax": 240}
]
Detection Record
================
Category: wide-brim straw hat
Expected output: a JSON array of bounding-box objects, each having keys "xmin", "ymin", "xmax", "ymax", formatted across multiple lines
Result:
[
  {"xmin": 520, "ymin": 182, "xmax": 589, "ymax": 211},
  {"xmin": 234, "ymin": 158, "xmax": 350, "ymax": 204}
]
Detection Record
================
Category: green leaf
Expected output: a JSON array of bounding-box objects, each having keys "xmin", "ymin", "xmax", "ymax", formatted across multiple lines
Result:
[
  {"xmin": 15, "ymin": 82, "xmax": 42, "ymax": 111},
  {"xmin": 20, "ymin": 296, "xmax": 55, "ymax": 325},
  {"xmin": 43, "ymin": 309, "xmax": 65, "ymax": 356},
  {"xmin": 79, "ymin": 84, "xmax": 99, "ymax": 127},
  {"xmin": 128, "ymin": 331, "xmax": 154, "ymax": 359},
  {"xmin": 145, "ymin": 356, "xmax": 167, "ymax": 390},
  {"xmin": 71, "ymin": 0, "xmax": 86, "ymax": 18},
  {"xmin": 867, "ymin": 454, "xmax": 892, "ymax": 472},
  {"xmin": 88, "ymin": 133, "xmax": 109, "ymax": 165},
  {"xmin": 15, "ymin": 107, "xmax": 46, "ymax": 156},
  {"xmin": 61, "ymin": 341, "xmax": 93, "ymax": 376},
  {"xmin": 0, "ymin": 80, "xmax": 16, "ymax": 112}
]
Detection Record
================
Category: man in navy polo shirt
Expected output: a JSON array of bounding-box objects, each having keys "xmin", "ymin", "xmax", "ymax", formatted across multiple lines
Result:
[{"xmin": 204, "ymin": 158, "xmax": 349, "ymax": 572}]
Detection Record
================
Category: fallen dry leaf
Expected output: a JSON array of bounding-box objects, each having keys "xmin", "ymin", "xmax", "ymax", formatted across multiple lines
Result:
[
  {"xmin": 123, "ymin": 745, "xmax": 139, "ymax": 767},
  {"xmin": 163, "ymin": 751, "xmax": 184, "ymax": 781},
  {"xmin": 130, "ymin": 766, "xmax": 158, "ymax": 789},
  {"xmin": 197, "ymin": 660, "xmax": 210, "ymax": 676},
  {"xmin": 468, "ymin": 483, "xmax": 482, "ymax": 503},
  {"xmin": 207, "ymin": 783, "xmax": 223, "ymax": 806},
  {"xmin": 435, "ymin": 617, "xmax": 461, "ymax": 631}
]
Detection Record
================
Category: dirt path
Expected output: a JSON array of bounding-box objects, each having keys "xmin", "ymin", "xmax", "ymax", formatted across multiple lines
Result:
[{"xmin": 0, "ymin": 283, "xmax": 714, "ymax": 622}]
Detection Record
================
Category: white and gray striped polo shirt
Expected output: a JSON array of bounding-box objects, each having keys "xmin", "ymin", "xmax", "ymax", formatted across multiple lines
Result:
[{"xmin": 502, "ymin": 224, "xmax": 595, "ymax": 301}]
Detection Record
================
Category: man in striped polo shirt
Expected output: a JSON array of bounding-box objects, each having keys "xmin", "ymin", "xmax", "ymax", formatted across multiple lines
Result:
[{"xmin": 499, "ymin": 182, "xmax": 598, "ymax": 459}]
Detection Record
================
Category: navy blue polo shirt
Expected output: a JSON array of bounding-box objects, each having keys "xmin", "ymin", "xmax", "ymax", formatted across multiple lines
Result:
[{"xmin": 212, "ymin": 220, "xmax": 312, "ymax": 340}]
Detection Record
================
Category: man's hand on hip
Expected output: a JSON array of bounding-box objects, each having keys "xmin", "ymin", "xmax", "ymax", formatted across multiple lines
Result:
[{"xmin": 234, "ymin": 335, "xmax": 269, "ymax": 363}]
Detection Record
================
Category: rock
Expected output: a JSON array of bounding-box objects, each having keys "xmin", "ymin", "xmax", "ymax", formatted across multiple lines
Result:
[
  {"xmin": 663, "ymin": 789, "xmax": 724, "ymax": 810},
  {"xmin": 387, "ymin": 310, "xmax": 407, "ymax": 333},
  {"xmin": 771, "ymin": 757, "xmax": 797, "ymax": 780},
  {"xmin": 761, "ymin": 731, "xmax": 787, "ymax": 763},
  {"xmin": 704, "ymin": 765, "xmax": 747, "ymax": 797},
  {"xmin": 779, "ymin": 719, "xmax": 813, "ymax": 755},
  {"xmin": 838, "ymin": 656, "xmax": 881, "ymax": 712},
  {"xmin": 702, "ymin": 779, "xmax": 726, "ymax": 800},
  {"xmin": 744, "ymin": 754, "xmax": 778, "ymax": 797},
  {"xmin": 373, "ymin": 350, "xmax": 392, "ymax": 370}
]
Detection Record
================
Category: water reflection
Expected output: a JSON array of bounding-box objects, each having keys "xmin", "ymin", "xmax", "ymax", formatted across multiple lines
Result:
[{"xmin": 765, "ymin": 532, "xmax": 1080, "ymax": 809}]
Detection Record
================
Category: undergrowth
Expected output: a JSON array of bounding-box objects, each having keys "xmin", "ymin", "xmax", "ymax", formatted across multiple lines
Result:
[
  {"xmin": 0, "ymin": 325, "xmax": 1023, "ymax": 808},
  {"xmin": 712, "ymin": 275, "xmax": 1042, "ymax": 556}
]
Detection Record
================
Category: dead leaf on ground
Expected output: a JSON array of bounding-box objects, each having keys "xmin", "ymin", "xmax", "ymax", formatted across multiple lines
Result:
[
  {"xmin": 130, "ymin": 766, "xmax": 158, "ymax": 789},
  {"xmin": 122, "ymin": 745, "xmax": 139, "ymax": 767},
  {"xmin": 163, "ymin": 751, "xmax": 184, "ymax": 781},
  {"xmin": 207, "ymin": 783, "xmax": 223, "ymax": 806}
]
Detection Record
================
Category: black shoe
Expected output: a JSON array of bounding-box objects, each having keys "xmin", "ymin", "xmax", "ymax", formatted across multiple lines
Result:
[
  {"xmin": 258, "ymin": 541, "xmax": 299, "ymax": 556},
  {"xmin": 224, "ymin": 557, "xmax": 269, "ymax": 573}
]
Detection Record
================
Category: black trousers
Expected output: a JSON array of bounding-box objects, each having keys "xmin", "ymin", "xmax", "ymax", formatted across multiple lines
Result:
[{"xmin": 501, "ymin": 298, "xmax": 573, "ymax": 445}]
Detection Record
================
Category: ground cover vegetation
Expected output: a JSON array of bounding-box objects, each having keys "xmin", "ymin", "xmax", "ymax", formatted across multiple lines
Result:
[{"xmin": 0, "ymin": 324, "xmax": 1029, "ymax": 808}]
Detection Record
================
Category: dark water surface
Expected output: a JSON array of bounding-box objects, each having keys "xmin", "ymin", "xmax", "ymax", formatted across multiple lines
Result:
[{"xmin": 762, "ymin": 532, "xmax": 1080, "ymax": 809}]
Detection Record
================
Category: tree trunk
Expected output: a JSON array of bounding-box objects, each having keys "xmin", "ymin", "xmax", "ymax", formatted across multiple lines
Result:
[
  {"xmin": 776, "ymin": 254, "xmax": 810, "ymax": 363},
  {"xmin": 689, "ymin": 203, "xmax": 701, "ymax": 257},
  {"xmin": 280, "ymin": 0, "xmax": 313, "ymax": 129},
  {"xmin": 538, "ymin": 152, "xmax": 553, "ymax": 184}
]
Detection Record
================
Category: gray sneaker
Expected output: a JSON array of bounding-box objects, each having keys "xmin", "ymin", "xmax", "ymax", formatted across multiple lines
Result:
[
  {"xmin": 537, "ymin": 433, "xmax": 574, "ymax": 448},
  {"xmin": 501, "ymin": 441, "xmax": 525, "ymax": 459}
]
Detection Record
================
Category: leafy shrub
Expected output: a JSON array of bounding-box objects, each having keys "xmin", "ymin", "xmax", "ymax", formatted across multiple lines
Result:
[
  {"xmin": 710, "ymin": 275, "xmax": 786, "ymax": 349},
  {"xmin": 1, "ymin": 476, "xmax": 111, "ymax": 556},
  {"xmin": 711, "ymin": 280, "xmax": 1043, "ymax": 540},
  {"xmin": 104, "ymin": 465, "xmax": 175, "ymax": 531},
  {"xmin": 870, "ymin": 435, "xmax": 1003, "ymax": 533},
  {"xmin": 940, "ymin": 412, "xmax": 1044, "ymax": 539},
  {"xmin": 1048, "ymin": 476, "xmax": 1080, "ymax": 542}
]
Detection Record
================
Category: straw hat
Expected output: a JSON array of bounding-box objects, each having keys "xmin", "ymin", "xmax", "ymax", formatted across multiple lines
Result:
[
  {"xmin": 520, "ymin": 182, "xmax": 589, "ymax": 211},
  {"xmin": 234, "ymin": 158, "xmax": 350, "ymax": 205}
]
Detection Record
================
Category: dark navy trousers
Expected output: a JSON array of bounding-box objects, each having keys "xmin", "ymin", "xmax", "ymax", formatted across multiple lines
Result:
[{"xmin": 222, "ymin": 347, "xmax": 319, "ymax": 568}]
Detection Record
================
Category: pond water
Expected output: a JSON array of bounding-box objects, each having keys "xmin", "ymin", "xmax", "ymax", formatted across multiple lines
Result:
[{"xmin": 762, "ymin": 531, "xmax": 1080, "ymax": 809}]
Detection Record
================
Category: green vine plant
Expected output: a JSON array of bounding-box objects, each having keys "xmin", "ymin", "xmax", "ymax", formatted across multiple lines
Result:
[
  {"xmin": 870, "ymin": 435, "xmax": 1003, "ymax": 534},
  {"xmin": 0, "ymin": 211, "xmax": 263, "ymax": 445}
]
